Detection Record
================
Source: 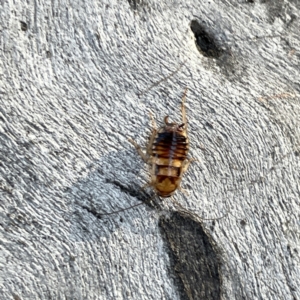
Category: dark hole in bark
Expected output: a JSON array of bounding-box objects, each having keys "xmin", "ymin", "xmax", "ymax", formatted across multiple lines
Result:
[
  {"xmin": 20, "ymin": 21, "xmax": 28, "ymax": 31},
  {"xmin": 190, "ymin": 20, "xmax": 223, "ymax": 58}
]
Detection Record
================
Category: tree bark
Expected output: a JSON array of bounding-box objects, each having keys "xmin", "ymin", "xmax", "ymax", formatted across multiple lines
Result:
[{"xmin": 1, "ymin": 0, "xmax": 299, "ymax": 299}]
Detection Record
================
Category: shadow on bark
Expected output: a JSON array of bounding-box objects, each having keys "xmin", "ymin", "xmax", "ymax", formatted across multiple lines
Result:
[{"xmin": 159, "ymin": 211, "xmax": 221, "ymax": 300}]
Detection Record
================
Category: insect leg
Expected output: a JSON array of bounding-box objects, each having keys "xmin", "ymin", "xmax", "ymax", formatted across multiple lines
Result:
[
  {"xmin": 176, "ymin": 158, "xmax": 197, "ymax": 193},
  {"xmin": 128, "ymin": 138, "xmax": 149, "ymax": 162},
  {"xmin": 181, "ymin": 158, "xmax": 197, "ymax": 175},
  {"xmin": 146, "ymin": 113, "xmax": 158, "ymax": 157},
  {"xmin": 149, "ymin": 111, "xmax": 158, "ymax": 130},
  {"xmin": 178, "ymin": 185, "xmax": 189, "ymax": 196}
]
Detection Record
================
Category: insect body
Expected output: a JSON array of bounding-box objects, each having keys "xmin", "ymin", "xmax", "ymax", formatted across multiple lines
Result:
[{"xmin": 129, "ymin": 88, "xmax": 194, "ymax": 197}]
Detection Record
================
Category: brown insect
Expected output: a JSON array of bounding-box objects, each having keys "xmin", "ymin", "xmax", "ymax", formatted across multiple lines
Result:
[
  {"xmin": 100, "ymin": 88, "xmax": 195, "ymax": 216},
  {"xmin": 129, "ymin": 88, "xmax": 194, "ymax": 197}
]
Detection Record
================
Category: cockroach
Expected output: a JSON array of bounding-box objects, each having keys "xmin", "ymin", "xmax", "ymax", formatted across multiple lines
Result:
[
  {"xmin": 129, "ymin": 88, "xmax": 194, "ymax": 198},
  {"xmin": 100, "ymin": 88, "xmax": 195, "ymax": 216}
]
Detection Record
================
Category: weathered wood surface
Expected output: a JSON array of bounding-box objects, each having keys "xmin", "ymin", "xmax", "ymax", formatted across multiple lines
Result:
[{"xmin": 1, "ymin": 0, "xmax": 300, "ymax": 299}]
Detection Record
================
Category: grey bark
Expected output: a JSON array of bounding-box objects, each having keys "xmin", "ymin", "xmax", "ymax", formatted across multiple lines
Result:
[{"xmin": 1, "ymin": 0, "xmax": 299, "ymax": 299}]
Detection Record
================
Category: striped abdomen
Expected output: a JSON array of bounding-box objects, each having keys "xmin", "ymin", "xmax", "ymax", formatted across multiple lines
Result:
[{"xmin": 152, "ymin": 130, "xmax": 189, "ymax": 197}]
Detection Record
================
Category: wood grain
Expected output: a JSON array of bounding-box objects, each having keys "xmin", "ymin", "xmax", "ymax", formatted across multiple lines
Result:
[{"xmin": 1, "ymin": 0, "xmax": 299, "ymax": 299}]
